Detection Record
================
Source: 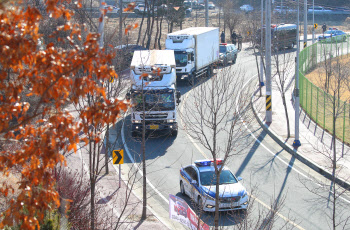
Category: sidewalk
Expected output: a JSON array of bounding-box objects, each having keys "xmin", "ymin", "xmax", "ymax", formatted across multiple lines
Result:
[{"xmin": 251, "ymin": 73, "xmax": 350, "ymax": 190}]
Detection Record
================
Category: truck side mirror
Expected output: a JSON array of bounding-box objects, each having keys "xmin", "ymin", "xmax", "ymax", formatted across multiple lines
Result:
[
  {"xmin": 177, "ymin": 99, "xmax": 181, "ymax": 105},
  {"xmin": 176, "ymin": 91, "xmax": 181, "ymax": 99},
  {"xmin": 126, "ymin": 92, "xmax": 131, "ymax": 100}
]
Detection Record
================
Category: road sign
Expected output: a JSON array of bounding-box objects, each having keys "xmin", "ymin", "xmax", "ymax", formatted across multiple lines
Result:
[
  {"xmin": 109, "ymin": 76, "xmax": 114, "ymax": 83},
  {"xmin": 304, "ymin": 42, "xmax": 307, "ymax": 48},
  {"xmin": 113, "ymin": 149, "xmax": 124, "ymax": 164},
  {"xmin": 314, "ymin": 23, "xmax": 318, "ymax": 29}
]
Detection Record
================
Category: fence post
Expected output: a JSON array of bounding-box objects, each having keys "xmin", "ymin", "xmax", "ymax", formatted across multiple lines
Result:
[
  {"xmin": 343, "ymin": 102, "xmax": 346, "ymax": 143},
  {"xmin": 310, "ymin": 82, "xmax": 313, "ymax": 117},
  {"xmin": 306, "ymin": 79, "xmax": 308, "ymax": 113},
  {"xmin": 324, "ymin": 91, "xmax": 326, "ymax": 128},
  {"xmin": 316, "ymin": 87, "xmax": 319, "ymax": 124}
]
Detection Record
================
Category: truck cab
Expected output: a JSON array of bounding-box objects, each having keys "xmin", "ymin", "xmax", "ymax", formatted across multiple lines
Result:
[{"xmin": 127, "ymin": 50, "xmax": 181, "ymax": 137}]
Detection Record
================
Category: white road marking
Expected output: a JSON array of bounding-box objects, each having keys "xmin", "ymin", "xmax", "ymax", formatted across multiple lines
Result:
[{"xmin": 178, "ymin": 73, "xmax": 305, "ymax": 230}]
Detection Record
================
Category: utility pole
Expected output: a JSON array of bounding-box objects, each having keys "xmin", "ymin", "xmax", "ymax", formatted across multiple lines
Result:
[
  {"xmin": 119, "ymin": 0, "xmax": 123, "ymax": 46},
  {"xmin": 312, "ymin": 0, "xmax": 315, "ymax": 44},
  {"xmin": 303, "ymin": 0, "xmax": 307, "ymax": 48},
  {"xmin": 98, "ymin": 0, "xmax": 105, "ymax": 49},
  {"xmin": 265, "ymin": 0, "xmax": 272, "ymax": 123},
  {"xmin": 205, "ymin": 0, "xmax": 209, "ymax": 26},
  {"xmin": 260, "ymin": 0, "xmax": 265, "ymax": 89},
  {"xmin": 293, "ymin": 0, "xmax": 301, "ymax": 147}
]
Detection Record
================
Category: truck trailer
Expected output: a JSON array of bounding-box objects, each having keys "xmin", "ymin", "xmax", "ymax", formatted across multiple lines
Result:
[
  {"xmin": 165, "ymin": 27, "xmax": 219, "ymax": 82},
  {"xmin": 127, "ymin": 50, "xmax": 181, "ymax": 137}
]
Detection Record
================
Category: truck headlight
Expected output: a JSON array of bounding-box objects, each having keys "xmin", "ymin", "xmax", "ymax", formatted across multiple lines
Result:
[
  {"xmin": 167, "ymin": 119, "xmax": 175, "ymax": 123},
  {"xmin": 133, "ymin": 120, "xmax": 141, "ymax": 123}
]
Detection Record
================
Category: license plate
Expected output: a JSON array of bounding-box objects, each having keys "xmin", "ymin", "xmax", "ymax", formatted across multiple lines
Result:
[{"xmin": 149, "ymin": 125, "xmax": 159, "ymax": 130}]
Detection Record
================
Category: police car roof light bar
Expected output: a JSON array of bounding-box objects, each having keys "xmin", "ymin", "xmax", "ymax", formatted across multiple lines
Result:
[{"xmin": 194, "ymin": 160, "xmax": 212, "ymax": 166}]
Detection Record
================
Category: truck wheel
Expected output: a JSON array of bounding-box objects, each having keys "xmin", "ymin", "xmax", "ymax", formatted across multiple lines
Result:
[
  {"xmin": 171, "ymin": 130, "xmax": 178, "ymax": 137},
  {"xmin": 206, "ymin": 67, "xmax": 212, "ymax": 78},
  {"xmin": 233, "ymin": 55, "xmax": 237, "ymax": 64},
  {"xmin": 131, "ymin": 131, "xmax": 138, "ymax": 138},
  {"xmin": 288, "ymin": 42, "xmax": 294, "ymax": 49}
]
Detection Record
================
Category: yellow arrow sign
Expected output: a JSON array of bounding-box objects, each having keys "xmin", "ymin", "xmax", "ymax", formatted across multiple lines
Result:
[
  {"xmin": 314, "ymin": 23, "xmax": 318, "ymax": 29},
  {"xmin": 109, "ymin": 76, "xmax": 114, "ymax": 83},
  {"xmin": 113, "ymin": 149, "xmax": 124, "ymax": 164}
]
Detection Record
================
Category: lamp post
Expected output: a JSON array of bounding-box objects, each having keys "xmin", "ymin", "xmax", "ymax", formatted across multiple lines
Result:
[
  {"xmin": 293, "ymin": 0, "xmax": 301, "ymax": 147},
  {"xmin": 260, "ymin": 0, "xmax": 264, "ymax": 88},
  {"xmin": 265, "ymin": 0, "xmax": 272, "ymax": 123}
]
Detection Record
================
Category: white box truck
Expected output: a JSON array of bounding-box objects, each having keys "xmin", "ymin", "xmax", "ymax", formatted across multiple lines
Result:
[
  {"xmin": 165, "ymin": 27, "xmax": 219, "ymax": 82},
  {"xmin": 126, "ymin": 50, "xmax": 181, "ymax": 137}
]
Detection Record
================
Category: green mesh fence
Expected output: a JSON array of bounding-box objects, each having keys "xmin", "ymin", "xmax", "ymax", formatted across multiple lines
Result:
[{"xmin": 299, "ymin": 36, "xmax": 350, "ymax": 144}]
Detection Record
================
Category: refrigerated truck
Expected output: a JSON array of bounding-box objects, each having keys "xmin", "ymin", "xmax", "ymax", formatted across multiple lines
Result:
[
  {"xmin": 127, "ymin": 50, "xmax": 181, "ymax": 137},
  {"xmin": 165, "ymin": 27, "xmax": 220, "ymax": 82}
]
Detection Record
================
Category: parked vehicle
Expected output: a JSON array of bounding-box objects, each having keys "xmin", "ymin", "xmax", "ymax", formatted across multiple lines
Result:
[
  {"xmin": 126, "ymin": 50, "xmax": 181, "ymax": 137},
  {"xmin": 219, "ymin": 43, "xmax": 238, "ymax": 65},
  {"xmin": 179, "ymin": 159, "xmax": 248, "ymax": 212},
  {"xmin": 165, "ymin": 27, "xmax": 219, "ymax": 82},
  {"xmin": 190, "ymin": 2, "xmax": 204, "ymax": 10},
  {"xmin": 134, "ymin": 3, "xmax": 157, "ymax": 14},
  {"xmin": 256, "ymin": 23, "xmax": 297, "ymax": 50},
  {"xmin": 308, "ymin": 6, "xmax": 332, "ymax": 15},
  {"xmin": 274, "ymin": 5, "xmax": 295, "ymax": 14},
  {"xmin": 208, "ymin": 2, "xmax": 215, "ymax": 10},
  {"xmin": 240, "ymin": 4, "xmax": 253, "ymax": 13},
  {"xmin": 318, "ymin": 28, "xmax": 348, "ymax": 43},
  {"xmin": 104, "ymin": 5, "xmax": 120, "ymax": 15}
]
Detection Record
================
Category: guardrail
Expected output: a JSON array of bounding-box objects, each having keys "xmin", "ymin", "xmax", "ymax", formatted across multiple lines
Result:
[{"xmin": 299, "ymin": 35, "xmax": 350, "ymax": 144}]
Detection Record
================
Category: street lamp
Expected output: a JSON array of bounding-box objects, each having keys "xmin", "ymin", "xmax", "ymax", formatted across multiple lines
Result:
[{"xmin": 293, "ymin": 0, "xmax": 301, "ymax": 147}]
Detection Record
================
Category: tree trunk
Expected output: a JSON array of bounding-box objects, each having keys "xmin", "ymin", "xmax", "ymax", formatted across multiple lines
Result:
[
  {"xmin": 90, "ymin": 180, "xmax": 95, "ymax": 229},
  {"xmin": 214, "ymin": 171, "xmax": 220, "ymax": 230},
  {"xmin": 282, "ymin": 94, "xmax": 290, "ymax": 138}
]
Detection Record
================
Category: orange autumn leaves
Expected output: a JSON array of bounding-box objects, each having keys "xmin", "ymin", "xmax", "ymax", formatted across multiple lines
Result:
[{"xmin": 0, "ymin": 0, "xmax": 127, "ymax": 229}]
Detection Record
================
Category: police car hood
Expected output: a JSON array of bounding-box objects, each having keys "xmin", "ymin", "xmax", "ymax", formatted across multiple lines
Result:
[{"xmin": 202, "ymin": 183, "xmax": 246, "ymax": 198}]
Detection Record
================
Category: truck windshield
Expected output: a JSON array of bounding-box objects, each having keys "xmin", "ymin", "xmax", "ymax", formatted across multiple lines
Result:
[
  {"xmin": 174, "ymin": 52, "xmax": 188, "ymax": 67},
  {"xmin": 132, "ymin": 92, "xmax": 175, "ymax": 111}
]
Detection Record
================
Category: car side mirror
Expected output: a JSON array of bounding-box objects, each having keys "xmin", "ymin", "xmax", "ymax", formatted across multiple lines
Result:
[
  {"xmin": 237, "ymin": 176, "xmax": 243, "ymax": 181},
  {"xmin": 126, "ymin": 92, "xmax": 131, "ymax": 100},
  {"xmin": 191, "ymin": 179, "xmax": 198, "ymax": 185}
]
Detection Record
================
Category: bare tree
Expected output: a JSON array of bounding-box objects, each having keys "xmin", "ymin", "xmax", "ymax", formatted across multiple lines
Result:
[
  {"xmin": 301, "ymin": 44, "xmax": 350, "ymax": 230},
  {"xmin": 272, "ymin": 49, "xmax": 295, "ymax": 138},
  {"xmin": 180, "ymin": 66, "xmax": 254, "ymax": 229}
]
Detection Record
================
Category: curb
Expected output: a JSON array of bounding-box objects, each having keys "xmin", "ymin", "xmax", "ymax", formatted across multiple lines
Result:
[{"xmin": 250, "ymin": 89, "xmax": 350, "ymax": 191}]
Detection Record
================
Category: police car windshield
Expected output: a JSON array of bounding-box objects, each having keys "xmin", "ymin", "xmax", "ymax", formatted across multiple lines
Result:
[
  {"xmin": 200, "ymin": 170, "xmax": 238, "ymax": 186},
  {"xmin": 325, "ymin": 31, "xmax": 336, "ymax": 35},
  {"xmin": 219, "ymin": 46, "xmax": 227, "ymax": 53}
]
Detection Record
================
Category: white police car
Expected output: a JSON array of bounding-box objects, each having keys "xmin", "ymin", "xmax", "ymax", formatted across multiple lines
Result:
[
  {"xmin": 179, "ymin": 159, "xmax": 248, "ymax": 212},
  {"xmin": 318, "ymin": 28, "xmax": 348, "ymax": 43}
]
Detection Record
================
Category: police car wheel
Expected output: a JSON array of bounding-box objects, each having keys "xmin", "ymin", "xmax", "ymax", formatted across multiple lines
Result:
[
  {"xmin": 180, "ymin": 181, "xmax": 185, "ymax": 195},
  {"xmin": 197, "ymin": 196, "xmax": 203, "ymax": 209}
]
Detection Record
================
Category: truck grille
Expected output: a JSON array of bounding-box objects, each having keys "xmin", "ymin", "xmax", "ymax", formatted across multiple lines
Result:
[{"xmin": 141, "ymin": 113, "xmax": 168, "ymax": 119}]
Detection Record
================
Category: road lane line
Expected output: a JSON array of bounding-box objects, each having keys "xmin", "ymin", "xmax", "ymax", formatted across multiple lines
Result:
[{"xmin": 178, "ymin": 73, "xmax": 305, "ymax": 229}]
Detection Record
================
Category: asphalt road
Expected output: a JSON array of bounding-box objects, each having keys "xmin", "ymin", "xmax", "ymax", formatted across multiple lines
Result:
[{"xmin": 116, "ymin": 42, "xmax": 350, "ymax": 229}]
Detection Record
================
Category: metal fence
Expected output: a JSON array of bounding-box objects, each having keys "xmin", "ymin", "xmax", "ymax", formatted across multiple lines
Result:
[{"xmin": 299, "ymin": 35, "xmax": 350, "ymax": 144}]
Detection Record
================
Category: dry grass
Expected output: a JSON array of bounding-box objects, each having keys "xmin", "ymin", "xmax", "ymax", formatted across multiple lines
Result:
[{"xmin": 305, "ymin": 55, "xmax": 350, "ymax": 101}]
